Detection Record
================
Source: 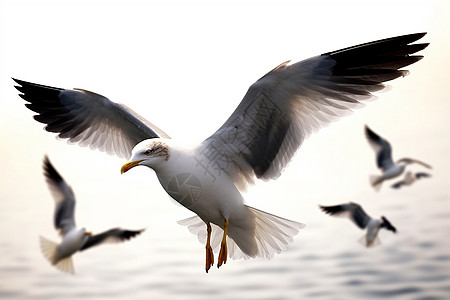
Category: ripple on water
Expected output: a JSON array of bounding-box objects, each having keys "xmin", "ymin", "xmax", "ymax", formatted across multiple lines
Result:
[
  {"xmin": 343, "ymin": 279, "xmax": 365, "ymax": 286},
  {"xmin": 365, "ymin": 286, "xmax": 422, "ymax": 297},
  {"xmin": 0, "ymin": 291, "xmax": 23, "ymax": 299},
  {"xmin": 417, "ymin": 241, "xmax": 436, "ymax": 249},
  {"xmin": 432, "ymin": 255, "xmax": 450, "ymax": 262}
]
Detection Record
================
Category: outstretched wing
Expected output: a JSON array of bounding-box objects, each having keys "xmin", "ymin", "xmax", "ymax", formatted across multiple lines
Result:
[
  {"xmin": 365, "ymin": 125, "xmax": 395, "ymax": 171},
  {"xmin": 320, "ymin": 202, "xmax": 370, "ymax": 230},
  {"xmin": 202, "ymin": 33, "xmax": 428, "ymax": 190},
  {"xmin": 42, "ymin": 156, "xmax": 77, "ymax": 236},
  {"xmin": 14, "ymin": 79, "xmax": 169, "ymax": 159},
  {"xmin": 396, "ymin": 158, "xmax": 432, "ymax": 169},
  {"xmin": 80, "ymin": 228, "xmax": 145, "ymax": 251}
]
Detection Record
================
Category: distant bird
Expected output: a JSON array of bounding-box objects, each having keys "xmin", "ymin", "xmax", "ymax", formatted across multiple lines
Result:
[
  {"xmin": 319, "ymin": 202, "xmax": 397, "ymax": 247},
  {"xmin": 364, "ymin": 125, "xmax": 432, "ymax": 191},
  {"xmin": 14, "ymin": 32, "xmax": 427, "ymax": 272},
  {"xmin": 391, "ymin": 171, "xmax": 431, "ymax": 189},
  {"xmin": 40, "ymin": 156, "xmax": 144, "ymax": 274}
]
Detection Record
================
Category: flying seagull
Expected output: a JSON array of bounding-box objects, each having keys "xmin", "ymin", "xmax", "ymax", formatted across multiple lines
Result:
[
  {"xmin": 319, "ymin": 202, "xmax": 397, "ymax": 247},
  {"xmin": 365, "ymin": 125, "xmax": 432, "ymax": 191},
  {"xmin": 40, "ymin": 156, "xmax": 144, "ymax": 274},
  {"xmin": 391, "ymin": 171, "xmax": 431, "ymax": 189},
  {"xmin": 14, "ymin": 32, "xmax": 427, "ymax": 272}
]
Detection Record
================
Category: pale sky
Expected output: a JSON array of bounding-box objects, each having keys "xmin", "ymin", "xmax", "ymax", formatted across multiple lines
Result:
[{"xmin": 1, "ymin": 0, "xmax": 449, "ymax": 266}]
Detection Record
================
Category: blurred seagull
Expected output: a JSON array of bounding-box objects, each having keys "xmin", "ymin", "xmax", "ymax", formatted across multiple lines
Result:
[
  {"xmin": 319, "ymin": 202, "xmax": 397, "ymax": 247},
  {"xmin": 40, "ymin": 156, "xmax": 144, "ymax": 274},
  {"xmin": 391, "ymin": 171, "xmax": 431, "ymax": 189},
  {"xmin": 14, "ymin": 33, "xmax": 427, "ymax": 272},
  {"xmin": 365, "ymin": 125, "xmax": 432, "ymax": 191}
]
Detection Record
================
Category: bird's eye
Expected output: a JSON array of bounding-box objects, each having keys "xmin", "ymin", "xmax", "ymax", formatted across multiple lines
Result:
[{"xmin": 144, "ymin": 149, "xmax": 153, "ymax": 156}]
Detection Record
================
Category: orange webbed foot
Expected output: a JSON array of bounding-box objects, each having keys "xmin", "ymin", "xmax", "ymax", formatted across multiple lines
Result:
[
  {"xmin": 205, "ymin": 223, "xmax": 214, "ymax": 273},
  {"xmin": 217, "ymin": 219, "xmax": 228, "ymax": 269}
]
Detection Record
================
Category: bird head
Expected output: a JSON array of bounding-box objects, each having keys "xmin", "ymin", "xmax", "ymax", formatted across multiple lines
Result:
[
  {"xmin": 80, "ymin": 227, "xmax": 92, "ymax": 236},
  {"xmin": 121, "ymin": 139, "xmax": 170, "ymax": 174}
]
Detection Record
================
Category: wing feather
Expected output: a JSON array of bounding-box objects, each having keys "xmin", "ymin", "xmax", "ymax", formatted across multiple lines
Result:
[
  {"xmin": 14, "ymin": 79, "xmax": 169, "ymax": 159},
  {"xmin": 42, "ymin": 156, "xmax": 76, "ymax": 236},
  {"xmin": 202, "ymin": 33, "xmax": 427, "ymax": 190},
  {"xmin": 80, "ymin": 228, "xmax": 144, "ymax": 251},
  {"xmin": 320, "ymin": 202, "xmax": 370, "ymax": 229},
  {"xmin": 365, "ymin": 125, "xmax": 395, "ymax": 170}
]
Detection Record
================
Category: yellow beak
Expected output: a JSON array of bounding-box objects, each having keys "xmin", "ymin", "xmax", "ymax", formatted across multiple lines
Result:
[{"xmin": 121, "ymin": 160, "xmax": 144, "ymax": 174}]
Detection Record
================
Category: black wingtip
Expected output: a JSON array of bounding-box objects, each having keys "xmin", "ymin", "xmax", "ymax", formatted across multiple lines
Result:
[
  {"xmin": 319, "ymin": 204, "xmax": 339, "ymax": 216},
  {"xmin": 12, "ymin": 78, "xmax": 34, "ymax": 90},
  {"xmin": 12, "ymin": 78, "xmax": 64, "ymax": 94},
  {"xmin": 379, "ymin": 32, "xmax": 427, "ymax": 47},
  {"xmin": 324, "ymin": 32, "xmax": 428, "ymax": 57},
  {"xmin": 364, "ymin": 124, "xmax": 371, "ymax": 134},
  {"xmin": 381, "ymin": 216, "xmax": 397, "ymax": 233},
  {"xmin": 12, "ymin": 78, "xmax": 25, "ymax": 92},
  {"xmin": 42, "ymin": 156, "xmax": 64, "ymax": 183},
  {"xmin": 364, "ymin": 124, "xmax": 379, "ymax": 141},
  {"xmin": 123, "ymin": 228, "xmax": 146, "ymax": 240},
  {"xmin": 323, "ymin": 32, "xmax": 429, "ymax": 80},
  {"xmin": 411, "ymin": 32, "xmax": 427, "ymax": 40}
]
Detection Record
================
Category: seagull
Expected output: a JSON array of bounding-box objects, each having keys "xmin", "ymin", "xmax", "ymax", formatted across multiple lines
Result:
[
  {"xmin": 40, "ymin": 156, "xmax": 144, "ymax": 274},
  {"xmin": 365, "ymin": 125, "xmax": 432, "ymax": 191},
  {"xmin": 391, "ymin": 171, "xmax": 431, "ymax": 189},
  {"xmin": 14, "ymin": 32, "xmax": 428, "ymax": 272},
  {"xmin": 319, "ymin": 202, "xmax": 397, "ymax": 247}
]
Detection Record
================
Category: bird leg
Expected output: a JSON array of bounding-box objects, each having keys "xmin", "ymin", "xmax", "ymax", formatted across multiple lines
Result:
[
  {"xmin": 217, "ymin": 219, "xmax": 228, "ymax": 269},
  {"xmin": 205, "ymin": 222, "xmax": 214, "ymax": 273}
]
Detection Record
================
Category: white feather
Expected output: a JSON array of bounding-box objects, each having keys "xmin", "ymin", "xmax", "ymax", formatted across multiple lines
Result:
[
  {"xmin": 178, "ymin": 205, "xmax": 304, "ymax": 260},
  {"xmin": 39, "ymin": 236, "xmax": 58, "ymax": 265}
]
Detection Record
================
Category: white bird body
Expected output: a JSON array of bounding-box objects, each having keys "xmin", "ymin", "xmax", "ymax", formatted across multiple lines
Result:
[
  {"xmin": 383, "ymin": 164, "xmax": 406, "ymax": 179},
  {"xmin": 158, "ymin": 142, "xmax": 245, "ymax": 223},
  {"xmin": 40, "ymin": 228, "xmax": 90, "ymax": 274},
  {"xmin": 370, "ymin": 164, "xmax": 406, "ymax": 187},
  {"xmin": 132, "ymin": 138, "xmax": 297, "ymax": 258},
  {"xmin": 54, "ymin": 228, "xmax": 90, "ymax": 262},
  {"xmin": 151, "ymin": 140, "xmax": 242, "ymax": 215},
  {"xmin": 364, "ymin": 218, "xmax": 382, "ymax": 247}
]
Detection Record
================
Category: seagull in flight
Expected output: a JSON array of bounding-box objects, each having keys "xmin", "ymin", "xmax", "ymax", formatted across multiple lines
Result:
[
  {"xmin": 365, "ymin": 125, "xmax": 432, "ymax": 191},
  {"xmin": 319, "ymin": 202, "xmax": 397, "ymax": 247},
  {"xmin": 40, "ymin": 156, "xmax": 144, "ymax": 274},
  {"xmin": 391, "ymin": 171, "xmax": 431, "ymax": 189},
  {"xmin": 14, "ymin": 32, "xmax": 427, "ymax": 272}
]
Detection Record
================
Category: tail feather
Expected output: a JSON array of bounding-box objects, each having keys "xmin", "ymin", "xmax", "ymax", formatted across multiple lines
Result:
[
  {"xmin": 178, "ymin": 206, "xmax": 305, "ymax": 260},
  {"xmin": 358, "ymin": 235, "xmax": 381, "ymax": 248},
  {"xmin": 249, "ymin": 206, "xmax": 305, "ymax": 259},
  {"xmin": 54, "ymin": 256, "xmax": 75, "ymax": 275},
  {"xmin": 39, "ymin": 236, "xmax": 58, "ymax": 265},
  {"xmin": 369, "ymin": 175, "xmax": 383, "ymax": 191},
  {"xmin": 39, "ymin": 236, "xmax": 75, "ymax": 275}
]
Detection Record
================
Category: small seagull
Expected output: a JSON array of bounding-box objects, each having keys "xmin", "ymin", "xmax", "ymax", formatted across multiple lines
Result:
[
  {"xmin": 391, "ymin": 171, "xmax": 431, "ymax": 189},
  {"xmin": 40, "ymin": 156, "xmax": 144, "ymax": 274},
  {"xmin": 365, "ymin": 125, "xmax": 432, "ymax": 191},
  {"xmin": 319, "ymin": 202, "xmax": 397, "ymax": 248}
]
